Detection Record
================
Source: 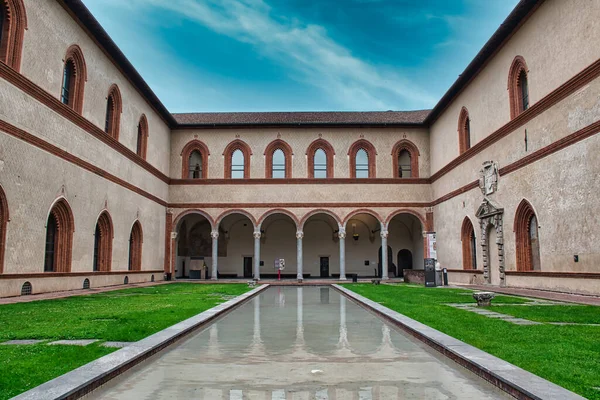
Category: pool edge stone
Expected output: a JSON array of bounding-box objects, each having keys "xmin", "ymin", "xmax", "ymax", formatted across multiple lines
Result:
[
  {"xmin": 11, "ymin": 284, "xmax": 270, "ymax": 400},
  {"xmin": 332, "ymin": 284, "xmax": 585, "ymax": 400}
]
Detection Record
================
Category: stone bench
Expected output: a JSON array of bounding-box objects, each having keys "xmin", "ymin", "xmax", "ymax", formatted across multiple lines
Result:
[
  {"xmin": 371, "ymin": 279, "xmax": 381, "ymax": 285},
  {"xmin": 473, "ymin": 291, "xmax": 496, "ymax": 307}
]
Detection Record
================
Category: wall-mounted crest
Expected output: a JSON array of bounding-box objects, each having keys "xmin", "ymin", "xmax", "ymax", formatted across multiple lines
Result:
[{"xmin": 479, "ymin": 161, "xmax": 499, "ymax": 196}]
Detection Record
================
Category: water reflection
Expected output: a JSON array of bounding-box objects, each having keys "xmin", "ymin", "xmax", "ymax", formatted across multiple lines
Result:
[{"xmin": 89, "ymin": 287, "xmax": 511, "ymax": 400}]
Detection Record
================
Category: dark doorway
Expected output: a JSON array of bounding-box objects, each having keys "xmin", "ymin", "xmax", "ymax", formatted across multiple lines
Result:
[
  {"xmin": 397, "ymin": 249, "xmax": 413, "ymax": 277},
  {"xmin": 320, "ymin": 257, "xmax": 329, "ymax": 278},
  {"xmin": 243, "ymin": 257, "xmax": 253, "ymax": 278},
  {"xmin": 378, "ymin": 246, "xmax": 394, "ymax": 277}
]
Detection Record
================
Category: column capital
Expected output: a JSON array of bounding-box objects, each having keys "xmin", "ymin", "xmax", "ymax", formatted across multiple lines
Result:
[
  {"xmin": 296, "ymin": 231, "xmax": 304, "ymax": 240},
  {"xmin": 380, "ymin": 230, "xmax": 389, "ymax": 239},
  {"xmin": 211, "ymin": 230, "xmax": 219, "ymax": 239},
  {"xmin": 338, "ymin": 229, "xmax": 346, "ymax": 239},
  {"xmin": 253, "ymin": 231, "xmax": 262, "ymax": 239}
]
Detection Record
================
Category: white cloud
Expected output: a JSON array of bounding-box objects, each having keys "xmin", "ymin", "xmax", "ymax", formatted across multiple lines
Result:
[{"xmin": 102, "ymin": 0, "xmax": 437, "ymax": 110}]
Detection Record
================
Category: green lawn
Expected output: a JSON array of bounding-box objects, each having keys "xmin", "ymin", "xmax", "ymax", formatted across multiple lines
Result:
[
  {"xmin": 343, "ymin": 284, "xmax": 600, "ymax": 400},
  {"xmin": 0, "ymin": 283, "xmax": 251, "ymax": 399}
]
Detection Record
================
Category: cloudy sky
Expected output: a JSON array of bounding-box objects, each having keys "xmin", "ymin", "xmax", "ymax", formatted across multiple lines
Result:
[{"xmin": 81, "ymin": 0, "xmax": 519, "ymax": 113}]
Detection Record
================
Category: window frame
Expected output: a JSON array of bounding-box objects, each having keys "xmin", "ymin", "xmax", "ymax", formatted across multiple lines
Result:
[
  {"xmin": 348, "ymin": 139, "xmax": 376, "ymax": 179},
  {"xmin": 264, "ymin": 139, "xmax": 293, "ymax": 179}
]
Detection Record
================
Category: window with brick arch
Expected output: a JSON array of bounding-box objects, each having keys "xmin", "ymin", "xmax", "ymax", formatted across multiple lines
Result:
[
  {"xmin": 458, "ymin": 107, "xmax": 471, "ymax": 154},
  {"xmin": 44, "ymin": 199, "xmax": 74, "ymax": 273},
  {"xmin": 104, "ymin": 85, "xmax": 122, "ymax": 140},
  {"xmin": 348, "ymin": 139, "xmax": 376, "ymax": 178},
  {"xmin": 223, "ymin": 140, "xmax": 252, "ymax": 179},
  {"xmin": 0, "ymin": 185, "xmax": 7, "ymax": 274},
  {"xmin": 231, "ymin": 149, "xmax": 245, "ymax": 179},
  {"xmin": 398, "ymin": 150, "xmax": 411, "ymax": 178},
  {"xmin": 136, "ymin": 115, "xmax": 148, "ymax": 159},
  {"xmin": 128, "ymin": 221, "xmax": 143, "ymax": 271},
  {"xmin": 514, "ymin": 200, "xmax": 541, "ymax": 271},
  {"xmin": 391, "ymin": 139, "xmax": 419, "ymax": 178},
  {"xmin": 314, "ymin": 149, "xmax": 327, "ymax": 178},
  {"xmin": 0, "ymin": 0, "xmax": 27, "ymax": 72},
  {"xmin": 60, "ymin": 45, "xmax": 87, "ymax": 114},
  {"xmin": 508, "ymin": 56, "xmax": 530, "ymax": 119},
  {"xmin": 461, "ymin": 217, "xmax": 477, "ymax": 270},
  {"xmin": 355, "ymin": 149, "xmax": 369, "ymax": 178},
  {"xmin": 264, "ymin": 139, "xmax": 293, "ymax": 179},
  {"xmin": 92, "ymin": 212, "xmax": 113, "ymax": 272},
  {"xmin": 188, "ymin": 150, "xmax": 203, "ymax": 179}
]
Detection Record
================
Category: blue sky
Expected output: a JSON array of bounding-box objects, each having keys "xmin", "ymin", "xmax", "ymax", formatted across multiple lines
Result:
[{"xmin": 81, "ymin": 0, "xmax": 519, "ymax": 113}]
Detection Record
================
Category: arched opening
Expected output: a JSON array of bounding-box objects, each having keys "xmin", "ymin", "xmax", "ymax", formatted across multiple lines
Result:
[
  {"xmin": 461, "ymin": 217, "xmax": 477, "ymax": 270},
  {"xmin": 0, "ymin": 0, "xmax": 27, "ymax": 71},
  {"xmin": 348, "ymin": 139, "xmax": 376, "ymax": 178},
  {"xmin": 223, "ymin": 140, "xmax": 251, "ymax": 179},
  {"xmin": 218, "ymin": 212, "xmax": 256, "ymax": 278},
  {"xmin": 231, "ymin": 149, "xmax": 244, "ymax": 179},
  {"xmin": 387, "ymin": 213, "xmax": 424, "ymax": 278},
  {"xmin": 306, "ymin": 139, "xmax": 334, "ymax": 178},
  {"xmin": 93, "ymin": 211, "xmax": 113, "ymax": 272},
  {"xmin": 128, "ymin": 221, "xmax": 143, "ymax": 271},
  {"xmin": 259, "ymin": 212, "xmax": 298, "ymax": 278},
  {"xmin": 21, "ymin": 281, "xmax": 31, "ymax": 296},
  {"xmin": 83, "ymin": 278, "xmax": 90, "ymax": 289},
  {"xmin": 302, "ymin": 212, "xmax": 341, "ymax": 278},
  {"xmin": 264, "ymin": 139, "xmax": 293, "ymax": 179},
  {"xmin": 175, "ymin": 213, "xmax": 219, "ymax": 279},
  {"xmin": 61, "ymin": 45, "xmax": 86, "ymax": 114},
  {"xmin": 0, "ymin": 185, "xmax": 8, "ymax": 274},
  {"xmin": 458, "ymin": 107, "xmax": 471, "ymax": 154},
  {"xmin": 344, "ymin": 212, "xmax": 381, "ymax": 277},
  {"xmin": 515, "ymin": 200, "xmax": 541, "ymax": 271},
  {"xmin": 44, "ymin": 199, "xmax": 74, "ymax": 273},
  {"xmin": 508, "ymin": 56, "xmax": 530, "ymax": 119},
  {"xmin": 104, "ymin": 85, "xmax": 122, "ymax": 140},
  {"xmin": 391, "ymin": 140, "xmax": 419, "ymax": 178},
  {"xmin": 136, "ymin": 115, "xmax": 148, "ymax": 159},
  {"xmin": 397, "ymin": 249, "xmax": 413, "ymax": 277},
  {"xmin": 181, "ymin": 140, "xmax": 209, "ymax": 179}
]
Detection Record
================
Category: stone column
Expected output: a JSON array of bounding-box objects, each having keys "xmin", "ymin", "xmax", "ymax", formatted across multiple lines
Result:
[
  {"xmin": 338, "ymin": 228, "xmax": 347, "ymax": 280},
  {"xmin": 296, "ymin": 231, "xmax": 304, "ymax": 281},
  {"xmin": 253, "ymin": 230, "xmax": 261, "ymax": 280},
  {"xmin": 381, "ymin": 229, "xmax": 389, "ymax": 280},
  {"xmin": 211, "ymin": 230, "xmax": 219, "ymax": 280}
]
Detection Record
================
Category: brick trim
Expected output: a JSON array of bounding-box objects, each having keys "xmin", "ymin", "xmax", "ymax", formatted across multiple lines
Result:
[
  {"xmin": 0, "ymin": 0, "xmax": 26, "ymax": 72},
  {"xmin": 215, "ymin": 209, "xmax": 258, "ymax": 227},
  {"xmin": 137, "ymin": 114, "xmax": 148, "ymax": 160},
  {"xmin": 62, "ymin": 44, "xmax": 87, "ymax": 114},
  {"xmin": 348, "ymin": 139, "xmax": 376, "ymax": 178},
  {"xmin": 514, "ymin": 199, "xmax": 537, "ymax": 272},
  {"xmin": 342, "ymin": 209, "xmax": 384, "ymax": 225},
  {"xmin": 257, "ymin": 209, "xmax": 300, "ymax": 227},
  {"xmin": 95, "ymin": 211, "xmax": 113, "ymax": 272},
  {"xmin": 457, "ymin": 107, "xmax": 470, "ymax": 154},
  {"xmin": 171, "ymin": 178, "xmax": 430, "ymax": 185},
  {"xmin": 0, "ymin": 270, "xmax": 163, "ymax": 279},
  {"xmin": 0, "ymin": 184, "xmax": 7, "ymax": 274},
  {"xmin": 128, "ymin": 221, "xmax": 143, "ymax": 271},
  {"xmin": 391, "ymin": 139, "xmax": 420, "ymax": 178},
  {"xmin": 306, "ymin": 138, "xmax": 335, "ymax": 178},
  {"xmin": 170, "ymin": 202, "xmax": 428, "ymax": 209},
  {"xmin": 505, "ymin": 271, "xmax": 600, "ymax": 279},
  {"xmin": 446, "ymin": 269, "xmax": 483, "ymax": 274},
  {"xmin": 223, "ymin": 139, "xmax": 252, "ymax": 179},
  {"xmin": 461, "ymin": 217, "xmax": 476, "ymax": 270},
  {"xmin": 105, "ymin": 84, "xmax": 122, "ymax": 140},
  {"xmin": 0, "ymin": 119, "xmax": 168, "ymax": 206},
  {"xmin": 384, "ymin": 209, "xmax": 427, "ymax": 227},
  {"xmin": 164, "ymin": 211, "xmax": 172, "ymax": 274},
  {"xmin": 46, "ymin": 198, "xmax": 74, "ymax": 273},
  {"xmin": 508, "ymin": 56, "xmax": 529, "ymax": 120},
  {"xmin": 0, "ymin": 63, "xmax": 169, "ymax": 183},
  {"xmin": 180, "ymin": 139, "xmax": 209, "ymax": 179},
  {"xmin": 264, "ymin": 139, "xmax": 293, "ymax": 179}
]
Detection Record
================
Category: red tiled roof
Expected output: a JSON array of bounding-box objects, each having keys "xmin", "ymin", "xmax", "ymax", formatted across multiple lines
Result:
[{"xmin": 173, "ymin": 110, "xmax": 431, "ymax": 127}]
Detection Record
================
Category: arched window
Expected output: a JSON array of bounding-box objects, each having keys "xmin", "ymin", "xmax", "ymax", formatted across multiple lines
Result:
[
  {"xmin": 461, "ymin": 217, "xmax": 477, "ymax": 270},
  {"xmin": 44, "ymin": 199, "xmax": 74, "ymax": 273},
  {"xmin": 348, "ymin": 139, "xmax": 376, "ymax": 178},
  {"xmin": 223, "ymin": 139, "xmax": 252, "ymax": 179},
  {"xmin": 515, "ymin": 200, "xmax": 541, "ymax": 271},
  {"xmin": 306, "ymin": 139, "xmax": 335, "ymax": 179},
  {"xmin": 0, "ymin": 0, "xmax": 27, "ymax": 71},
  {"xmin": 181, "ymin": 140, "xmax": 209, "ymax": 179},
  {"xmin": 264, "ymin": 139, "xmax": 293, "ymax": 178},
  {"xmin": 508, "ymin": 56, "xmax": 530, "ymax": 119},
  {"xmin": 391, "ymin": 139, "xmax": 419, "ymax": 178},
  {"xmin": 104, "ymin": 85, "xmax": 122, "ymax": 140},
  {"xmin": 136, "ymin": 115, "xmax": 148, "ymax": 159},
  {"xmin": 0, "ymin": 185, "xmax": 8, "ymax": 274},
  {"xmin": 355, "ymin": 149, "xmax": 369, "ymax": 178},
  {"xmin": 314, "ymin": 149, "xmax": 327, "ymax": 178},
  {"xmin": 458, "ymin": 107, "xmax": 471, "ymax": 154},
  {"xmin": 61, "ymin": 45, "xmax": 87, "ymax": 114},
  {"xmin": 128, "ymin": 221, "xmax": 143, "ymax": 271},
  {"xmin": 92, "ymin": 211, "xmax": 113, "ymax": 272},
  {"xmin": 189, "ymin": 150, "xmax": 203, "ymax": 179}
]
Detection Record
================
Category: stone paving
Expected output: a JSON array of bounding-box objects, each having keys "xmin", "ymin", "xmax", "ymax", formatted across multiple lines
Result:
[
  {"xmin": 457, "ymin": 284, "xmax": 600, "ymax": 306},
  {"xmin": 448, "ymin": 303, "xmax": 541, "ymax": 325}
]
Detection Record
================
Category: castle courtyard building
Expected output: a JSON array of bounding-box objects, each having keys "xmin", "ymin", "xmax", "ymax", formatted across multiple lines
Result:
[{"xmin": 0, "ymin": 0, "xmax": 599, "ymax": 297}]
